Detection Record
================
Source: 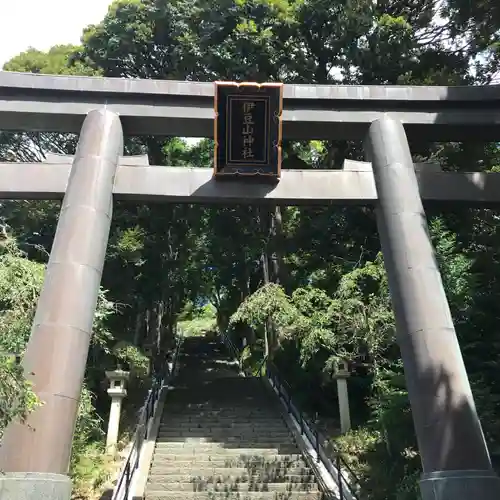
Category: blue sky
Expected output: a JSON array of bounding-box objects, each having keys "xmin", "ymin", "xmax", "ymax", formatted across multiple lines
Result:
[{"xmin": 0, "ymin": 0, "xmax": 112, "ymax": 68}]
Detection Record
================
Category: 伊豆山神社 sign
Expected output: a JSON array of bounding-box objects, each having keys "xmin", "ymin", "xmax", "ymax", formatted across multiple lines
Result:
[{"xmin": 214, "ymin": 82, "xmax": 283, "ymax": 179}]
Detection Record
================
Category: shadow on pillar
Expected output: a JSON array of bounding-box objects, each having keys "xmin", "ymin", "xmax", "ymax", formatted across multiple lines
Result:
[
  {"xmin": 365, "ymin": 115, "xmax": 500, "ymax": 500},
  {"xmin": 0, "ymin": 109, "xmax": 123, "ymax": 500},
  {"xmin": 416, "ymin": 364, "xmax": 500, "ymax": 497}
]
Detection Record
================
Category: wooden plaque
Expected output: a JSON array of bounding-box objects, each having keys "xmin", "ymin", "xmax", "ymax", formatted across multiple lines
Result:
[{"xmin": 214, "ymin": 81, "xmax": 283, "ymax": 179}]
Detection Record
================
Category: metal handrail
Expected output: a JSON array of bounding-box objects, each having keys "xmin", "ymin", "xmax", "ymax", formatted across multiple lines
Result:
[
  {"xmin": 220, "ymin": 331, "xmax": 240, "ymax": 362},
  {"xmin": 111, "ymin": 330, "xmax": 183, "ymax": 500},
  {"xmin": 219, "ymin": 332, "xmax": 361, "ymax": 500},
  {"xmin": 265, "ymin": 361, "xmax": 361, "ymax": 500}
]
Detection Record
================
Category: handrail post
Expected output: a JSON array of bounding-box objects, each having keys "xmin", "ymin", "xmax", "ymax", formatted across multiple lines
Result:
[
  {"xmin": 315, "ymin": 428, "xmax": 320, "ymax": 463},
  {"xmin": 337, "ymin": 454, "xmax": 344, "ymax": 500},
  {"xmin": 125, "ymin": 462, "xmax": 130, "ymax": 492},
  {"xmin": 134, "ymin": 433, "xmax": 142, "ymax": 470}
]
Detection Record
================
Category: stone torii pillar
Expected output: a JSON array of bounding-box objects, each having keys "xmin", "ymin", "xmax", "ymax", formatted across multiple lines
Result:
[
  {"xmin": 364, "ymin": 116, "xmax": 500, "ymax": 500},
  {"xmin": 0, "ymin": 109, "xmax": 123, "ymax": 500}
]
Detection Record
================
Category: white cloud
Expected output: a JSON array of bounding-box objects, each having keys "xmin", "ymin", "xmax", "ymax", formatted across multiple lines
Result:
[{"xmin": 0, "ymin": 0, "xmax": 112, "ymax": 68}]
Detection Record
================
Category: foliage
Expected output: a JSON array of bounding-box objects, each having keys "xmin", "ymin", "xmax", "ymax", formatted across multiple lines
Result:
[
  {"xmin": 3, "ymin": 45, "xmax": 100, "ymax": 76},
  {"xmin": 231, "ymin": 222, "xmax": 498, "ymax": 497},
  {"xmin": 1, "ymin": 1, "xmax": 500, "ymax": 499},
  {"xmin": 178, "ymin": 303, "xmax": 217, "ymax": 337},
  {"xmin": 231, "ymin": 283, "xmax": 302, "ymax": 334},
  {"xmin": 112, "ymin": 341, "xmax": 150, "ymax": 377},
  {"xmin": 0, "ymin": 354, "xmax": 40, "ymax": 441},
  {"xmin": 71, "ymin": 387, "xmax": 106, "ymax": 471},
  {"xmin": 0, "ymin": 236, "xmax": 45, "ymax": 351},
  {"xmin": 70, "ymin": 387, "xmax": 114, "ymax": 499},
  {"xmin": 0, "ymin": 236, "xmax": 126, "ymax": 497},
  {"xmin": 0, "ymin": 237, "xmax": 45, "ymax": 437}
]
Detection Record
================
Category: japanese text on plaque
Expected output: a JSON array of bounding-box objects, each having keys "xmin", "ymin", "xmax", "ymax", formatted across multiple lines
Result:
[{"xmin": 242, "ymin": 101, "xmax": 255, "ymax": 159}]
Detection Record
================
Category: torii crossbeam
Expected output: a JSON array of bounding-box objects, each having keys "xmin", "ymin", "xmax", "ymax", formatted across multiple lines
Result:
[
  {"xmin": 0, "ymin": 73, "xmax": 499, "ymax": 500},
  {"xmin": 1, "ymin": 160, "xmax": 500, "ymax": 206},
  {"xmin": 0, "ymin": 71, "xmax": 499, "ymax": 140}
]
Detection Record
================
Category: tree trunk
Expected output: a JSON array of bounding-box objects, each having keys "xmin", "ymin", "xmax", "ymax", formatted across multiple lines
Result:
[
  {"xmin": 259, "ymin": 206, "xmax": 283, "ymax": 359},
  {"xmin": 270, "ymin": 205, "xmax": 289, "ymax": 290},
  {"xmin": 261, "ymin": 250, "xmax": 272, "ymax": 359},
  {"xmin": 132, "ymin": 300, "xmax": 145, "ymax": 346}
]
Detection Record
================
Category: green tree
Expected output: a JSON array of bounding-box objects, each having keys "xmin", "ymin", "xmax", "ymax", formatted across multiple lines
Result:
[{"xmin": 3, "ymin": 1, "xmax": 500, "ymax": 498}]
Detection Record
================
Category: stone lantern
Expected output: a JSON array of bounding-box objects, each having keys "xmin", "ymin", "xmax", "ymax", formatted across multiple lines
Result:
[
  {"xmin": 105, "ymin": 369, "xmax": 130, "ymax": 453},
  {"xmin": 333, "ymin": 360, "xmax": 352, "ymax": 434},
  {"xmin": 144, "ymin": 343, "xmax": 154, "ymax": 376}
]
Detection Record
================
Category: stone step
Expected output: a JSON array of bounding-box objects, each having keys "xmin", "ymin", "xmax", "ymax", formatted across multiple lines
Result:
[
  {"xmin": 147, "ymin": 338, "xmax": 321, "ymax": 500},
  {"xmin": 162, "ymin": 411, "xmax": 283, "ymax": 415},
  {"xmin": 169, "ymin": 375, "xmax": 258, "ymax": 382},
  {"xmin": 168, "ymin": 384, "xmax": 264, "ymax": 389},
  {"xmin": 157, "ymin": 431, "xmax": 292, "ymax": 439},
  {"xmin": 146, "ymin": 481, "xmax": 319, "ymax": 492},
  {"xmin": 160, "ymin": 421, "xmax": 286, "ymax": 427},
  {"xmin": 165, "ymin": 407, "xmax": 279, "ymax": 410},
  {"xmin": 148, "ymin": 467, "xmax": 312, "ymax": 477},
  {"xmin": 164, "ymin": 412, "xmax": 280, "ymax": 418},
  {"xmin": 146, "ymin": 473, "xmax": 316, "ymax": 483},
  {"xmin": 165, "ymin": 401, "xmax": 275, "ymax": 406},
  {"xmin": 167, "ymin": 395, "xmax": 274, "ymax": 400},
  {"xmin": 165, "ymin": 406, "xmax": 276, "ymax": 411},
  {"xmin": 155, "ymin": 443, "xmax": 296, "ymax": 452},
  {"xmin": 162, "ymin": 404, "xmax": 277, "ymax": 409},
  {"xmin": 154, "ymin": 446, "xmax": 299, "ymax": 455},
  {"xmin": 157, "ymin": 429, "xmax": 288, "ymax": 436},
  {"xmin": 150, "ymin": 457, "xmax": 306, "ymax": 468},
  {"xmin": 161, "ymin": 414, "xmax": 281, "ymax": 420},
  {"xmin": 145, "ymin": 491, "xmax": 323, "ymax": 500},
  {"xmin": 160, "ymin": 419, "xmax": 282, "ymax": 426},
  {"xmin": 166, "ymin": 396, "xmax": 273, "ymax": 401},
  {"xmin": 156, "ymin": 437, "xmax": 294, "ymax": 445},
  {"xmin": 165, "ymin": 403, "xmax": 276, "ymax": 408},
  {"xmin": 171, "ymin": 381, "xmax": 249, "ymax": 386},
  {"xmin": 168, "ymin": 387, "xmax": 265, "ymax": 390},
  {"xmin": 165, "ymin": 401, "xmax": 277, "ymax": 406},
  {"xmin": 161, "ymin": 420, "xmax": 283, "ymax": 426},
  {"xmin": 158, "ymin": 429, "xmax": 290, "ymax": 436},
  {"xmin": 158, "ymin": 421, "xmax": 287, "ymax": 430},
  {"xmin": 167, "ymin": 394, "xmax": 271, "ymax": 398},
  {"xmin": 166, "ymin": 400, "xmax": 276, "ymax": 403}
]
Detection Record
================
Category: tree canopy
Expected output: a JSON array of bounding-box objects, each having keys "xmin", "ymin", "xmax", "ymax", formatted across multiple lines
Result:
[{"xmin": 1, "ymin": 1, "xmax": 499, "ymax": 498}]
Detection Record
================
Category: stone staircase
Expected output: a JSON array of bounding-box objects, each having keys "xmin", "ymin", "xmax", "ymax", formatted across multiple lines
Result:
[{"xmin": 144, "ymin": 335, "xmax": 323, "ymax": 500}]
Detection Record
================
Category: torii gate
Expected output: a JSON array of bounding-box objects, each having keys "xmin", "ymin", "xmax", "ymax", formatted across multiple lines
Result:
[{"xmin": 0, "ymin": 72, "xmax": 499, "ymax": 500}]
